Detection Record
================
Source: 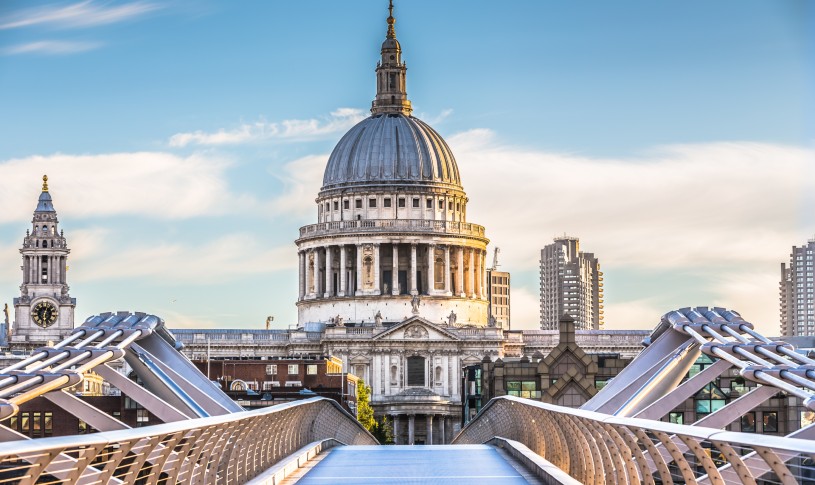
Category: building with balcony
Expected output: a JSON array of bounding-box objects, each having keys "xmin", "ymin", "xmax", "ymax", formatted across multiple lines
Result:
[
  {"xmin": 780, "ymin": 238, "xmax": 815, "ymax": 336},
  {"xmin": 539, "ymin": 236, "xmax": 604, "ymax": 330}
]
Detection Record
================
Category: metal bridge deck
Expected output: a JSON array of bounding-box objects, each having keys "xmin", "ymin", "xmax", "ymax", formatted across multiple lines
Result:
[{"xmin": 286, "ymin": 445, "xmax": 541, "ymax": 484}]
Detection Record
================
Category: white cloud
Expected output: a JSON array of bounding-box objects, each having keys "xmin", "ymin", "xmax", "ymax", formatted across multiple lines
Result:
[
  {"xmin": 1, "ymin": 40, "xmax": 102, "ymax": 55},
  {"xmin": 267, "ymin": 154, "xmax": 327, "ymax": 218},
  {"xmin": 72, "ymin": 233, "xmax": 294, "ymax": 284},
  {"xmin": 168, "ymin": 108, "xmax": 367, "ymax": 147},
  {"xmin": 507, "ymin": 286, "xmax": 540, "ymax": 330},
  {"xmin": 448, "ymin": 130, "xmax": 814, "ymax": 330},
  {"xmin": 453, "ymin": 131, "xmax": 813, "ymax": 269},
  {"xmin": 602, "ymin": 298, "xmax": 665, "ymax": 330},
  {"xmin": 0, "ymin": 1, "xmax": 160, "ymax": 30},
  {"xmin": 0, "ymin": 151, "xmax": 255, "ymax": 223}
]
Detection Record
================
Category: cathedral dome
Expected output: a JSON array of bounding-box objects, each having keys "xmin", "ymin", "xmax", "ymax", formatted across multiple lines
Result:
[{"xmin": 321, "ymin": 113, "xmax": 461, "ymax": 191}]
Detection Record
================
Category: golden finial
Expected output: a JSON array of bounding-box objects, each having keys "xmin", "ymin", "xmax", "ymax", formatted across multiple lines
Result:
[
  {"xmin": 42, "ymin": 175, "xmax": 49, "ymax": 192},
  {"xmin": 386, "ymin": 0, "xmax": 396, "ymax": 39}
]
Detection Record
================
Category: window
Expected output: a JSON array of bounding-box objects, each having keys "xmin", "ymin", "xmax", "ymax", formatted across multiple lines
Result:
[
  {"xmin": 307, "ymin": 364, "xmax": 318, "ymax": 375},
  {"xmin": 426, "ymin": 199, "xmax": 432, "ymax": 209},
  {"xmin": 694, "ymin": 383, "xmax": 726, "ymax": 416},
  {"xmin": 333, "ymin": 201, "xmax": 339, "ymax": 210},
  {"xmin": 344, "ymin": 200, "xmax": 350, "ymax": 210},
  {"xmin": 741, "ymin": 412, "xmax": 756, "ymax": 432},
  {"xmin": 398, "ymin": 198, "xmax": 406, "ymax": 208},
  {"xmin": 32, "ymin": 412, "xmax": 41, "ymax": 437},
  {"xmin": 763, "ymin": 411, "xmax": 778, "ymax": 432},
  {"xmin": 448, "ymin": 201, "xmax": 453, "ymax": 210},
  {"xmin": 456, "ymin": 203, "xmax": 460, "ymax": 211},
  {"xmin": 325, "ymin": 203, "xmax": 329, "ymax": 211},
  {"xmin": 506, "ymin": 381, "xmax": 540, "ymax": 399},
  {"xmin": 413, "ymin": 198, "xmax": 420, "ymax": 208},
  {"xmin": 407, "ymin": 356, "xmax": 425, "ymax": 386},
  {"xmin": 383, "ymin": 198, "xmax": 392, "ymax": 208},
  {"xmin": 288, "ymin": 364, "xmax": 299, "ymax": 374},
  {"xmin": 355, "ymin": 199, "xmax": 362, "ymax": 209},
  {"xmin": 369, "ymin": 198, "xmax": 377, "ymax": 208},
  {"xmin": 669, "ymin": 412, "xmax": 684, "ymax": 425},
  {"xmin": 265, "ymin": 364, "xmax": 277, "ymax": 375},
  {"xmin": 136, "ymin": 409, "xmax": 149, "ymax": 426},
  {"xmin": 594, "ymin": 378, "xmax": 609, "ymax": 391}
]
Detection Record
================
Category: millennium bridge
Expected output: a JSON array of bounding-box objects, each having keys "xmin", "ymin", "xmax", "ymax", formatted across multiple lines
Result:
[{"xmin": 0, "ymin": 308, "xmax": 814, "ymax": 484}]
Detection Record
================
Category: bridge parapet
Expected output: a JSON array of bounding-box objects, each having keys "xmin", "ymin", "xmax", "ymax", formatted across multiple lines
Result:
[
  {"xmin": 0, "ymin": 397, "xmax": 377, "ymax": 484},
  {"xmin": 455, "ymin": 395, "xmax": 815, "ymax": 484}
]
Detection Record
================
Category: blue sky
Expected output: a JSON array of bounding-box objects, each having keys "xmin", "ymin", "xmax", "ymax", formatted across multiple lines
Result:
[{"xmin": 0, "ymin": 1, "xmax": 812, "ymax": 334}]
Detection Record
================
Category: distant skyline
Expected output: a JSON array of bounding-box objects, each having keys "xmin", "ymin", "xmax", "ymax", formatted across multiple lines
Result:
[{"xmin": 0, "ymin": 1, "xmax": 812, "ymax": 334}]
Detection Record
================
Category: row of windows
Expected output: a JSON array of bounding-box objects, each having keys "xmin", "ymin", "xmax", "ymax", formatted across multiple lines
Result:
[
  {"xmin": 7, "ymin": 412, "xmax": 53, "ymax": 437},
  {"xmin": 323, "ymin": 197, "xmax": 464, "ymax": 211},
  {"xmin": 265, "ymin": 364, "xmax": 318, "ymax": 375}
]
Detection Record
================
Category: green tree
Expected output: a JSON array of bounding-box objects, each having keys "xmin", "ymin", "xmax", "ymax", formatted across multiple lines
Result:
[
  {"xmin": 356, "ymin": 380, "xmax": 376, "ymax": 431},
  {"xmin": 355, "ymin": 380, "xmax": 394, "ymax": 444}
]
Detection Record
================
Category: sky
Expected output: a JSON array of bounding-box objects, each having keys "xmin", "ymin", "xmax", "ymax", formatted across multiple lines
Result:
[{"xmin": 0, "ymin": 1, "xmax": 812, "ymax": 335}]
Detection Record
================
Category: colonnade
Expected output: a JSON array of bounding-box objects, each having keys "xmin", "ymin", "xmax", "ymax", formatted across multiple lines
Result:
[
  {"xmin": 298, "ymin": 242, "xmax": 488, "ymax": 301},
  {"xmin": 391, "ymin": 413, "xmax": 454, "ymax": 445},
  {"xmin": 22, "ymin": 254, "xmax": 67, "ymax": 285}
]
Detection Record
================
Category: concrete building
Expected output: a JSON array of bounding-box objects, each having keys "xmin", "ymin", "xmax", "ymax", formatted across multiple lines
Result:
[
  {"xmin": 487, "ymin": 270, "xmax": 510, "ymax": 329},
  {"xmin": 11, "ymin": 176, "xmax": 76, "ymax": 349},
  {"xmin": 780, "ymin": 238, "xmax": 815, "ymax": 336},
  {"xmin": 191, "ymin": 356, "xmax": 359, "ymax": 414},
  {"xmin": 539, "ymin": 236, "xmax": 603, "ymax": 330}
]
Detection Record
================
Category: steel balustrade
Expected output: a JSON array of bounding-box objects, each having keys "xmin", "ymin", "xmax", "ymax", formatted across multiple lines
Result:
[
  {"xmin": 0, "ymin": 397, "xmax": 376, "ymax": 484},
  {"xmin": 454, "ymin": 395, "xmax": 815, "ymax": 484}
]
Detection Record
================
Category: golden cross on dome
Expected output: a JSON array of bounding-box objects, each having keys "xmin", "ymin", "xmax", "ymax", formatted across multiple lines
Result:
[{"xmin": 42, "ymin": 175, "xmax": 49, "ymax": 192}]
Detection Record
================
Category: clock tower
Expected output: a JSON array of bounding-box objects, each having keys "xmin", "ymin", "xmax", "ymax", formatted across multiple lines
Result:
[{"xmin": 11, "ymin": 176, "xmax": 76, "ymax": 348}]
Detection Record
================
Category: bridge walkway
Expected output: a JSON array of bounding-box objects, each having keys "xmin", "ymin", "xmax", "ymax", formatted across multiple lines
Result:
[{"xmin": 281, "ymin": 444, "xmax": 546, "ymax": 485}]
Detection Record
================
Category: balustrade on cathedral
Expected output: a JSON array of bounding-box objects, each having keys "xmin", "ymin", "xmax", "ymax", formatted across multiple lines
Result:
[{"xmin": 297, "ymin": 242, "xmax": 488, "ymax": 302}]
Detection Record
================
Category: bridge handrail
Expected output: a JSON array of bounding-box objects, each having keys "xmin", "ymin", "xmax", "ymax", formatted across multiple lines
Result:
[
  {"xmin": 455, "ymin": 395, "xmax": 815, "ymax": 484},
  {"xmin": 0, "ymin": 397, "xmax": 377, "ymax": 484}
]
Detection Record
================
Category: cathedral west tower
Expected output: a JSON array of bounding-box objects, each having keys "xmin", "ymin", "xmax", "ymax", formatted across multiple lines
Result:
[
  {"xmin": 12, "ymin": 176, "xmax": 76, "ymax": 348},
  {"xmin": 295, "ymin": 1, "xmax": 490, "ymax": 327}
]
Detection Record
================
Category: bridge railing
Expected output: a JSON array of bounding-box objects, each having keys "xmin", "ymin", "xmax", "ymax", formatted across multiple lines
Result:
[
  {"xmin": 0, "ymin": 397, "xmax": 377, "ymax": 485},
  {"xmin": 454, "ymin": 395, "xmax": 815, "ymax": 485}
]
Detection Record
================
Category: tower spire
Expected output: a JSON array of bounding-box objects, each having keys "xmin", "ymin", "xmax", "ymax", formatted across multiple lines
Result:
[
  {"xmin": 387, "ymin": 0, "xmax": 395, "ymax": 39},
  {"xmin": 371, "ymin": 0, "xmax": 412, "ymax": 115}
]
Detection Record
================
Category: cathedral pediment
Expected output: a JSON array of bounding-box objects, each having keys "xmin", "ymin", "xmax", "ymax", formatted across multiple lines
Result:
[{"xmin": 372, "ymin": 316, "xmax": 461, "ymax": 342}]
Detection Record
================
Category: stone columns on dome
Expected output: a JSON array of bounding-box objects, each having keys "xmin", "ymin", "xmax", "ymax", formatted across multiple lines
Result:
[
  {"xmin": 456, "ymin": 247, "xmax": 464, "ymax": 297},
  {"xmin": 468, "ymin": 248, "xmax": 476, "ymax": 299},
  {"xmin": 373, "ymin": 243, "xmax": 381, "ymax": 295},
  {"xmin": 439, "ymin": 416, "xmax": 446, "ymax": 444},
  {"xmin": 410, "ymin": 243, "xmax": 418, "ymax": 295},
  {"xmin": 427, "ymin": 243, "xmax": 435, "ymax": 295},
  {"xmin": 444, "ymin": 246, "xmax": 452, "ymax": 296},
  {"xmin": 324, "ymin": 245, "xmax": 332, "ymax": 298},
  {"xmin": 355, "ymin": 244, "xmax": 363, "ymax": 296},
  {"xmin": 481, "ymin": 250, "xmax": 488, "ymax": 300},
  {"xmin": 339, "ymin": 245, "xmax": 346, "ymax": 297},
  {"xmin": 392, "ymin": 243, "xmax": 399, "ymax": 295},
  {"xmin": 408, "ymin": 414, "xmax": 415, "ymax": 445},
  {"xmin": 298, "ymin": 251, "xmax": 305, "ymax": 300}
]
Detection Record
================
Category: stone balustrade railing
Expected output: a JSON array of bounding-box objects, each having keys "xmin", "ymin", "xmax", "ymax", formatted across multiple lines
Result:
[
  {"xmin": 298, "ymin": 219, "xmax": 487, "ymax": 239},
  {"xmin": 0, "ymin": 397, "xmax": 377, "ymax": 484}
]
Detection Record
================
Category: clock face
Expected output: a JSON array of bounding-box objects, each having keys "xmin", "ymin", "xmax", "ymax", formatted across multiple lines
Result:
[{"xmin": 31, "ymin": 301, "xmax": 58, "ymax": 328}]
